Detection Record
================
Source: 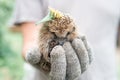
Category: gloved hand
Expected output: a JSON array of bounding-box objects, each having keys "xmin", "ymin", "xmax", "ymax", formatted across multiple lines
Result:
[{"xmin": 25, "ymin": 35, "xmax": 93, "ymax": 80}]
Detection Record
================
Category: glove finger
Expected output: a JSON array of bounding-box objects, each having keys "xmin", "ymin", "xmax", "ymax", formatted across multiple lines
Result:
[
  {"xmin": 25, "ymin": 47, "xmax": 51, "ymax": 72},
  {"xmin": 80, "ymin": 36, "xmax": 94, "ymax": 64},
  {"xmin": 50, "ymin": 45, "xmax": 66, "ymax": 80},
  {"xmin": 72, "ymin": 38, "xmax": 89, "ymax": 73},
  {"xmin": 63, "ymin": 42, "xmax": 81, "ymax": 80},
  {"xmin": 25, "ymin": 47, "xmax": 41, "ymax": 64},
  {"xmin": 25, "ymin": 47, "xmax": 42, "ymax": 70}
]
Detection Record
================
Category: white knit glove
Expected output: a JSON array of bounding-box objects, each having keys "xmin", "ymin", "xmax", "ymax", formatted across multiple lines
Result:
[{"xmin": 25, "ymin": 35, "xmax": 93, "ymax": 80}]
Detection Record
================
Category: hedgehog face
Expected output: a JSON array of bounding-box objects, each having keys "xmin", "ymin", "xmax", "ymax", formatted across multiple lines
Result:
[{"xmin": 48, "ymin": 16, "xmax": 75, "ymax": 38}]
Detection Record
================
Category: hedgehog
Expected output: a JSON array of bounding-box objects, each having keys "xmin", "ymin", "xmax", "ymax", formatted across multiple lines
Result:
[{"xmin": 36, "ymin": 8, "xmax": 78, "ymax": 62}]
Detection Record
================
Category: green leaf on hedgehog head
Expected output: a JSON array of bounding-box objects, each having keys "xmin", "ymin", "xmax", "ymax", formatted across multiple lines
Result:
[
  {"xmin": 35, "ymin": 12, "xmax": 52, "ymax": 25},
  {"xmin": 35, "ymin": 8, "xmax": 64, "ymax": 25}
]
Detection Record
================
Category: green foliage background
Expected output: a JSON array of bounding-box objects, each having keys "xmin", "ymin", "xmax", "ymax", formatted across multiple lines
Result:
[{"xmin": 0, "ymin": 0, "xmax": 24, "ymax": 80}]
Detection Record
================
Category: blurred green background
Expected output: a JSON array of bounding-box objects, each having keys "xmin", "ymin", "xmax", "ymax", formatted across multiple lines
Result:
[
  {"xmin": 0, "ymin": 0, "xmax": 24, "ymax": 80},
  {"xmin": 0, "ymin": 0, "xmax": 120, "ymax": 80}
]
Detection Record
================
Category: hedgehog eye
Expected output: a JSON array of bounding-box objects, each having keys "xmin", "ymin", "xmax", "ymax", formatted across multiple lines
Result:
[
  {"xmin": 73, "ymin": 27, "xmax": 75, "ymax": 31},
  {"xmin": 62, "ymin": 30, "xmax": 65, "ymax": 32},
  {"xmin": 54, "ymin": 28, "xmax": 57, "ymax": 31},
  {"xmin": 55, "ymin": 27, "xmax": 59, "ymax": 30}
]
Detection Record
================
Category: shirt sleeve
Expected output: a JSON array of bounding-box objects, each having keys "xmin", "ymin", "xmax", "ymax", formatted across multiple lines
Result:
[{"xmin": 10, "ymin": 0, "xmax": 48, "ymax": 26}]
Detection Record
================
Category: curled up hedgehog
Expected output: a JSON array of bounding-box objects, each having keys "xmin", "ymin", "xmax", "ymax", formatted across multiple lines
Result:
[{"xmin": 36, "ymin": 8, "xmax": 79, "ymax": 62}]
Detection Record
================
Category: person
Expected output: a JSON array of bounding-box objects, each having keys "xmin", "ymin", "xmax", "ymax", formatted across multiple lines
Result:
[{"xmin": 10, "ymin": 0, "xmax": 120, "ymax": 80}]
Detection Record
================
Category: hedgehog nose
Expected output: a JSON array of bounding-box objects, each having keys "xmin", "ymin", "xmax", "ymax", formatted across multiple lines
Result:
[
  {"xmin": 59, "ymin": 42, "xmax": 63, "ymax": 45},
  {"xmin": 59, "ymin": 41, "xmax": 64, "ymax": 46}
]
